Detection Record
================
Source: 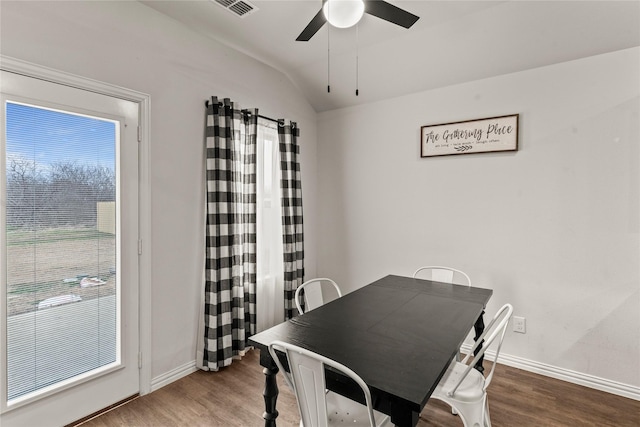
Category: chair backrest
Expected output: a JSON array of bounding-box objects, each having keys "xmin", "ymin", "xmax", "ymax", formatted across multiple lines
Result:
[
  {"xmin": 268, "ymin": 341, "xmax": 377, "ymax": 427},
  {"xmin": 448, "ymin": 303, "xmax": 514, "ymax": 396},
  {"xmin": 295, "ymin": 278, "xmax": 342, "ymax": 315},
  {"xmin": 412, "ymin": 266, "xmax": 471, "ymax": 287}
]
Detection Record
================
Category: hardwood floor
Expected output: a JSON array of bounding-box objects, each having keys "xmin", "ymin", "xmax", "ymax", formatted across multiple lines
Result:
[{"xmin": 78, "ymin": 349, "xmax": 639, "ymax": 427}]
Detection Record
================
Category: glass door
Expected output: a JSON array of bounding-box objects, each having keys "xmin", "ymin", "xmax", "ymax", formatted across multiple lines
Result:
[{"xmin": 1, "ymin": 70, "xmax": 140, "ymax": 426}]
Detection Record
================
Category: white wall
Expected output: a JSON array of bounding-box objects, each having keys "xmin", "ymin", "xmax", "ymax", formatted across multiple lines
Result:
[
  {"xmin": 0, "ymin": 0, "xmax": 318, "ymax": 383},
  {"xmin": 317, "ymin": 47, "xmax": 639, "ymax": 392}
]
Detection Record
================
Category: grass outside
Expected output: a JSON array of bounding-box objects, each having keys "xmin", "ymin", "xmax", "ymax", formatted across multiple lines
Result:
[
  {"xmin": 6, "ymin": 227, "xmax": 116, "ymax": 316},
  {"xmin": 7, "ymin": 227, "xmax": 113, "ymax": 246}
]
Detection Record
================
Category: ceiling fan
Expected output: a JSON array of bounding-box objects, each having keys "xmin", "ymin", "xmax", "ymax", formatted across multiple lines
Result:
[{"xmin": 296, "ymin": 0, "xmax": 419, "ymax": 41}]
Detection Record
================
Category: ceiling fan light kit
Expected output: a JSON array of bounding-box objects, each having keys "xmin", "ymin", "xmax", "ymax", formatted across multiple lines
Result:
[{"xmin": 323, "ymin": 0, "xmax": 365, "ymax": 28}]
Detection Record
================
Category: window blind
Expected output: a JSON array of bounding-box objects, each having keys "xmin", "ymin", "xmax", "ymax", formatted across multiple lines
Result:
[{"xmin": 4, "ymin": 101, "xmax": 119, "ymax": 401}]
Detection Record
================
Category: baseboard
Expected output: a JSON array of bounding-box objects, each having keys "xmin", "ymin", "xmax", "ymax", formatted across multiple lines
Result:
[
  {"xmin": 151, "ymin": 350, "xmax": 640, "ymax": 402},
  {"xmin": 150, "ymin": 360, "xmax": 198, "ymax": 393},
  {"xmin": 460, "ymin": 344, "xmax": 640, "ymax": 401}
]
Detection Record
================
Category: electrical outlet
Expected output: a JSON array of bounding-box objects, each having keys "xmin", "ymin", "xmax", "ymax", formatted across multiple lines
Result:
[{"xmin": 513, "ymin": 316, "xmax": 526, "ymax": 334}]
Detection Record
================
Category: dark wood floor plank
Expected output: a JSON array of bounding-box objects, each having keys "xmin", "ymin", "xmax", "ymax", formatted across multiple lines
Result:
[{"xmin": 77, "ymin": 349, "xmax": 640, "ymax": 427}]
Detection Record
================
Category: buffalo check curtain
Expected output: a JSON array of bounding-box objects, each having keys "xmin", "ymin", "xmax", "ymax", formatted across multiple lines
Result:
[
  {"xmin": 279, "ymin": 122, "xmax": 304, "ymax": 320},
  {"xmin": 199, "ymin": 97, "xmax": 258, "ymax": 370},
  {"xmin": 198, "ymin": 97, "xmax": 304, "ymax": 370}
]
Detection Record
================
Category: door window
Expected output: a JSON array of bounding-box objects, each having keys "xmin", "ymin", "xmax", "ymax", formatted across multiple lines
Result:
[{"xmin": 5, "ymin": 101, "xmax": 119, "ymax": 401}]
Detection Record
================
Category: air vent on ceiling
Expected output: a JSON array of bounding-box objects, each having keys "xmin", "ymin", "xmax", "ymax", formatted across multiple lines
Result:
[{"xmin": 213, "ymin": 0, "xmax": 258, "ymax": 18}]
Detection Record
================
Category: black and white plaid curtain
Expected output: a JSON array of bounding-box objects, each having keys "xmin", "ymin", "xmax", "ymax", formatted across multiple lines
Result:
[
  {"xmin": 279, "ymin": 121, "xmax": 304, "ymax": 320},
  {"xmin": 201, "ymin": 96, "xmax": 257, "ymax": 370}
]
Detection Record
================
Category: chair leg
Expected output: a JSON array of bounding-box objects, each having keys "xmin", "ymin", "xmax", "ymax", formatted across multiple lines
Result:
[
  {"xmin": 451, "ymin": 355, "xmax": 460, "ymax": 416},
  {"xmin": 484, "ymin": 398, "xmax": 491, "ymax": 427}
]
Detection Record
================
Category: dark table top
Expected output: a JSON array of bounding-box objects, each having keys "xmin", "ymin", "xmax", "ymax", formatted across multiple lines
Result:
[{"xmin": 249, "ymin": 274, "xmax": 493, "ymax": 424}]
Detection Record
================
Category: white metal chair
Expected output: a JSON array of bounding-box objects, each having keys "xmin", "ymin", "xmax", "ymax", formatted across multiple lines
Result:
[
  {"xmin": 429, "ymin": 303, "xmax": 514, "ymax": 427},
  {"xmin": 412, "ymin": 266, "xmax": 471, "ymax": 287},
  {"xmin": 268, "ymin": 341, "xmax": 393, "ymax": 427},
  {"xmin": 295, "ymin": 278, "xmax": 342, "ymax": 315},
  {"xmin": 413, "ymin": 265, "xmax": 472, "ymax": 374}
]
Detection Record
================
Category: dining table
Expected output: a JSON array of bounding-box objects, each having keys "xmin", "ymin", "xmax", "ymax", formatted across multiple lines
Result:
[{"xmin": 248, "ymin": 274, "xmax": 493, "ymax": 427}]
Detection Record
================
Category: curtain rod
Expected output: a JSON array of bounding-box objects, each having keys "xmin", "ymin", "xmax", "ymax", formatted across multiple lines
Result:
[{"xmin": 205, "ymin": 100, "xmax": 282, "ymax": 125}]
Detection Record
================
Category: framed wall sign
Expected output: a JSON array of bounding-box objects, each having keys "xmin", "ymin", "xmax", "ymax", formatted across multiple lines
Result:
[{"xmin": 421, "ymin": 114, "xmax": 519, "ymax": 157}]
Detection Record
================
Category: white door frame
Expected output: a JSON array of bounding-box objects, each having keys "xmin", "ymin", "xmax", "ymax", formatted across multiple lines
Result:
[{"xmin": 0, "ymin": 55, "xmax": 152, "ymax": 397}]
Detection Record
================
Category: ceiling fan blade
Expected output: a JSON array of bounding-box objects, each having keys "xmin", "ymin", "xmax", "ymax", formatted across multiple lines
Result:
[
  {"xmin": 365, "ymin": 0, "xmax": 419, "ymax": 28},
  {"xmin": 296, "ymin": 9, "xmax": 326, "ymax": 41}
]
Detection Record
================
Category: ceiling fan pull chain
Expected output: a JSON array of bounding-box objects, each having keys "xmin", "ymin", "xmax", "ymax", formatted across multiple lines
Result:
[
  {"xmin": 327, "ymin": 17, "xmax": 331, "ymax": 93},
  {"xmin": 356, "ymin": 23, "xmax": 359, "ymax": 96}
]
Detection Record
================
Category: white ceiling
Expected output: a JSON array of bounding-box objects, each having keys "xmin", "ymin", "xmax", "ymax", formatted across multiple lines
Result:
[{"xmin": 141, "ymin": 0, "xmax": 640, "ymax": 112}]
